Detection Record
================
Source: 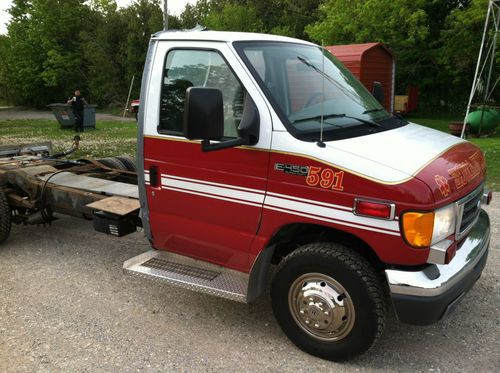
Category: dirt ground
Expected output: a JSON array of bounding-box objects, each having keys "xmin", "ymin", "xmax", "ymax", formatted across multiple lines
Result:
[{"xmin": 0, "ymin": 198, "xmax": 498, "ymax": 372}]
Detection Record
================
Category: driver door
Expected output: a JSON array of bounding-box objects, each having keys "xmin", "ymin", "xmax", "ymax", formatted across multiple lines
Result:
[{"xmin": 143, "ymin": 42, "xmax": 272, "ymax": 272}]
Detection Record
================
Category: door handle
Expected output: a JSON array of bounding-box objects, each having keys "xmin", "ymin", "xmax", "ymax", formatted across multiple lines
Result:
[{"xmin": 149, "ymin": 165, "xmax": 160, "ymax": 188}]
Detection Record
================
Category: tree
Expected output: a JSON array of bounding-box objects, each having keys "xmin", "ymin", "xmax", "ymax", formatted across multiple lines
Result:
[
  {"xmin": 264, "ymin": 0, "xmax": 322, "ymax": 39},
  {"xmin": 5, "ymin": 0, "xmax": 93, "ymax": 106},
  {"xmin": 306, "ymin": 0, "xmax": 429, "ymax": 91},
  {"xmin": 306, "ymin": 0, "xmax": 491, "ymax": 111},
  {"xmin": 0, "ymin": 35, "xmax": 12, "ymax": 103},
  {"xmin": 205, "ymin": 3, "xmax": 263, "ymax": 32},
  {"xmin": 439, "ymin": 0, "xmax": 498, "ymax": 103},
  {"xmin": 120, "ymin": 0, "xmax": 165, "ymax": 100},
  {"xmin": 80, "ymin": 1, "xmax": 128, "ymax": 105},
  {"xmin": 179, "ymin": 0, "xmax": 211, "ymax": 29}
]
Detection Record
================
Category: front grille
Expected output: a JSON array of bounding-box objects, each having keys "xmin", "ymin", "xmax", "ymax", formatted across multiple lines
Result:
[{"xmin": 457, "ymin": 185, "xmax": 483, "ymax": 236}]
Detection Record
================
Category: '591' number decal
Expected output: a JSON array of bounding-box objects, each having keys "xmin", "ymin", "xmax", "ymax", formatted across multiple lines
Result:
[{"xmin": 306, "ymin": 166, "xmax": 344, "ymax": 191}]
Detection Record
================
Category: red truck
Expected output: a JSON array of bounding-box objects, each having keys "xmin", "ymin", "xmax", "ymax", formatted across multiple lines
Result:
[
  {"xmin": 0, "ymin": 31, "xmax": 492, "ymax": 361},
  {"xmin": 128, "ymin": 99, "xmax": 140, "ymax": 120}
]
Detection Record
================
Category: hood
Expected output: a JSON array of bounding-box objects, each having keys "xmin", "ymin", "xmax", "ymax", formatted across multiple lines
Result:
[
  {"xmin": 322, "ymin": 123, "xmax": 468, "ymax": 184},
  {"xmin": 272, "ymin": 123, "xmax": 484, "ymax": 195},
  {"xmin": 413, "ymin": 141, "xmax": 485, "ymax": 204}
]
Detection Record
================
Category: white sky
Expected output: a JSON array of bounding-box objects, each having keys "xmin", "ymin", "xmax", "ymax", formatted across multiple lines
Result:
[{"xmin": 0, "ymin": 0, "xmax": 196, "ymax": 35}]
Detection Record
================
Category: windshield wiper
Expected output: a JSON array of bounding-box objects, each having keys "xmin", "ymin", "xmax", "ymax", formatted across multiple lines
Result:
[
  {"xmin": 362, "ymin": 108, "xmax": 385, "ymax": 114},
  {"xmin": 293, "ymin": 113, "xmax": 381, "ymax": 127},
  {"xmin": 393, "ymin": 112, "xmax": 408, "ymax": 124}
]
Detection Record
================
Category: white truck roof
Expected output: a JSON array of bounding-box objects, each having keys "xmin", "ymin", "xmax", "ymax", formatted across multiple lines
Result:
[{"xmin": 151, "ymin": 29, "xmax": 315, "ymax": 46}]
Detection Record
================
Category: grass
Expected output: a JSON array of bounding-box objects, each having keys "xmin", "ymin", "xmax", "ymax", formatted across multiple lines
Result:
[
  {"xmin": 0, "ymin": 114, "xmax": 498, "ymax": 190},
  {"xmin": 407, "ymin": 113, "xmax": 499, "ymax": 191},
  {"xmin": 0, "ymin": 119, "xmax": 137, "ymax": 159}
]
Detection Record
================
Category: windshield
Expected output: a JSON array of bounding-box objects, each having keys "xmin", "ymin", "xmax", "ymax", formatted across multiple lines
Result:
[{"xmin": 234, "ymin": 41, "xmax": 402, "ymax": 141}]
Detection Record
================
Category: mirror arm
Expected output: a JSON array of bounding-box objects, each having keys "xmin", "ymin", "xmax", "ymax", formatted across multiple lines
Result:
[{"xmin": 201, "ymin": 137, "xmax": 249, "ymax": 152}]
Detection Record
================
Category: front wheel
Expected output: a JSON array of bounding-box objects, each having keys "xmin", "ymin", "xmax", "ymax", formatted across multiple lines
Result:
[{"xmin": 271, "ymin": 242, "xmax": 386, "ymax": 361}]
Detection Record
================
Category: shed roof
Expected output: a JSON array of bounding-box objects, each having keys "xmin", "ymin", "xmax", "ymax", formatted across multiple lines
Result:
[{"xmin": 325, "ymin": 43, "xmax": 392, "ymax": 62}]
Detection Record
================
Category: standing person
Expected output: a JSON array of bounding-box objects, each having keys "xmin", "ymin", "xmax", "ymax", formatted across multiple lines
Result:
[{"xmin": 67, "ymin": 89, "xmax": 87, "ymax": 132}]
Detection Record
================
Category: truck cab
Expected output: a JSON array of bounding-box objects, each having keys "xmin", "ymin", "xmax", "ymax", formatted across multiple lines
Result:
[{"xmin": 129, "ymin": 30, "xmax": 491, "ymax": 360}]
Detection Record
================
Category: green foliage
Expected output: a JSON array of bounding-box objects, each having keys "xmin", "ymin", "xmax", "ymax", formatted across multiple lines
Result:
[
  {"xmin": 307, "ymin": 0, "xmax": 495, "ymax": 112},
  {"xmin": 0, "ymin": 0, "xmax": 495, "ymax": 114},
  {"xmin": 307, "ymin": 1, "xmax": 430, "ymax": 98},
  {"xmin": 178, "ymin": 0, "xmax": 321, "ymax": 39},
  {"xmin": 439, "ymin": 0, "xmax": 500, "ymax": 103},
  {"xmin": 4, "ymin": 0, "xmax": 92, "ymax": 106},
  {"xmin": 205, "ymin": 3, "xmax": 263, "ymax": 32},
  {"xmin": 2, "ymin": 0, "xmax": 172, "ymax": 107}
]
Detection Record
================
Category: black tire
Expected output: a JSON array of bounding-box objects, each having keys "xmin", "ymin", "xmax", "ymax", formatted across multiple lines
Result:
[
  {"xmin": 97, "ymin": 157, "xmax": 127, "ymax": 171},
  {"xmin": 115, "ymin": 156, "xmax": 137, "ymax": 172},
  {"xmin": 0, "ymin": 189, "xmax": 11, "ymax": 244},
  {"xmin": 271, "ymin": 242, "xmax": 386, "ymax": 361}
]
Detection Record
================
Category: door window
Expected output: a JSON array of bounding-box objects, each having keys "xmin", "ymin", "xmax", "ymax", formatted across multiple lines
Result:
[{"xmin": 158, "ymin": 49, "xmax": 244, "ymax": 138}]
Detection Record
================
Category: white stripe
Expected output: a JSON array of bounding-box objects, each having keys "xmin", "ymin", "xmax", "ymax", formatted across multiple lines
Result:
[
  {"xmin": 264, "ymin": 196, "xmax": 399, "ymax": 233},
  {"xmin": 162, "ymin": 174, "xmax": 265, "ymax": 194},
  {"xmin": 152, "ymin": 173, "xmax": 399, "ymax": 236},
  {"xmin": 162, "ymin": 186, "xmax": 262, "ymax": 208},
  {"xmin": 162, "ymin": 177, "xmax": 265, "ymax": 204},
  {"xmin": 144, "ymin": 174, "xmax": 150, "ymax": 182},
  {"xmin": 266, "ymin": 191, "xmax": 351, "ymax": 211},
  {"xmin": 264, "ymin": 205, "xmax": 400, "ymax": 236}
]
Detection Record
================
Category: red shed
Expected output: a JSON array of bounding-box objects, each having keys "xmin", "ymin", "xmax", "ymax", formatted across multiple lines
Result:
[{"xmin": 326, "ymin": 43, "xmax": 395, "ymax": 112}]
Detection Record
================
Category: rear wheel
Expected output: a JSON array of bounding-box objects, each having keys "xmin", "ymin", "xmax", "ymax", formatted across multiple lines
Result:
[
  {"xmin": 271, "ymin": 242, "xmax": 386, "ymax": 361},
  {"xmin": 0, "ymin": 189, "xmax": 11, "ymax": 244},
  {"xmin": 115, "ymin": 156, "xmax": 137, "ymax": 172},
  {"xmin": 96, "ymin": 157, "xmax": 127, "ymax": 171}
]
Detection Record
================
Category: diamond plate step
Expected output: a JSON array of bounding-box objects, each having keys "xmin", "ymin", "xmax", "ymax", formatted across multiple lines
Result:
[{"xmin": 123, "ymin": 250, "xmax": 248, "ymax": 302}]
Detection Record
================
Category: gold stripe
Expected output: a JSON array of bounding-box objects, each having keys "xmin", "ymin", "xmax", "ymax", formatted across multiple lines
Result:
[
  {"xmin": 144, "ymin": 135, "xmax": 462, "ymax": 185},
  {"xmin": 144, "ymin": 135, "xmax": 268, "ymax": 152},
  {"xmin": 144, "ymin": 134, "xmax": 200, "ymax": 144}
]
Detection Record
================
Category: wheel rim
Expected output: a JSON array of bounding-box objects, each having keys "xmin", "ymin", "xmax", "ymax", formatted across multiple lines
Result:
[{"xmin": 288, "ymin": 273, "xmax": 355, "ymax": 341}]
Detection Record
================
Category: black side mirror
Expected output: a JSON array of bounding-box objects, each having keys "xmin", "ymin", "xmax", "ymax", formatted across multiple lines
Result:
[
  {"xmin": 184, "ymin": 87, "xmax": 260, "ymax": 152},
  {"xmin": 372, "ymin": 81, "xmax": 384, "ymax": 105},
  {"xmin": 184, "ymin": 87, "xmax": 224, "ymax": 141}
]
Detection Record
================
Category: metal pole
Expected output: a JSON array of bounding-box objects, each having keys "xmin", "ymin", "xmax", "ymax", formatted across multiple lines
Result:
[
  {"xmin": 122, "ymin": 75, "xmax": 135, "ymax": 122},
  {"xmin": 163, "ymin": 0, "xmax": 168, "ymax": 30},
  {"xmin": 461, "ymin": 0, "xmax": 493, "ymax": 138},
  {"xmin": 479, "ymin": 6, "xmax": 500, "ymax": 135},
  {"xmin": 483, "ymin": 6, "xmax": 500, "ymax": 101}
]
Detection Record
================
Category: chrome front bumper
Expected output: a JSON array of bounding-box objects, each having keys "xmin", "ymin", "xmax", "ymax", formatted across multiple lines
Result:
[{"xmin": 385, "ymin": 209, "xmax": 490, "ymax": 325}]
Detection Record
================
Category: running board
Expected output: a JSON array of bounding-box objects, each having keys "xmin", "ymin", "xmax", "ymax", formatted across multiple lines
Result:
[{"xmin": 123, "ymin": 250, "xmax": 248, "ymax": 303}]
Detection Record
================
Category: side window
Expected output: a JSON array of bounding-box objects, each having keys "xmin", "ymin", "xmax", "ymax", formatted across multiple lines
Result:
[{"xmin": 158, "ymin": 49, "xmax": 244, "ymax": 138}]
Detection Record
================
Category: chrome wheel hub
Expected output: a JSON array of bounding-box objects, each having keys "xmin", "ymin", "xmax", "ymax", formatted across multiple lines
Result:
[{"xmin": 289, "ymin": 273, "xmax": 355, "ymax": 341}]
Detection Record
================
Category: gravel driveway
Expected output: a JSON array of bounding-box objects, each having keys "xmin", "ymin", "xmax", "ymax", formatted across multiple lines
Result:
[
  {"xmin": 0, "ymin": 197, "xmax": 498, "ymax": 372},
  {"xmin": 0, "ymin": 107, "xmax": 135, "ymax": 121}
]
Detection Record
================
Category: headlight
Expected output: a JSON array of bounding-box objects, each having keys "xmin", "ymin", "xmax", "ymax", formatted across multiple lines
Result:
[
  {"xmin": 402, "ymin": 205, "xmax": 456, "ymax": 248},
  {"xmin": 432, "ymin": 204, "xmax": 456, "ymax": 243}
]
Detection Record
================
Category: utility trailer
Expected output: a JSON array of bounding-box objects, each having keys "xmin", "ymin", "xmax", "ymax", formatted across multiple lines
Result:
[{"xmin": 0, "ymin": 139, "xmax": 141, "ymax": 243}]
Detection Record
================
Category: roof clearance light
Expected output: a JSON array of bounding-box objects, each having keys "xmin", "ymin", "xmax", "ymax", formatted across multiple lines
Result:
[{"xmin": 354, "ymin": 199, "xmax": 394, "ymax": 220}]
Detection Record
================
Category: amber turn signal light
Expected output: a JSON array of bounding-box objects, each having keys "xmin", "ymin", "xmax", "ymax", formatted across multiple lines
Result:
[{"xmin": 401, "ymin": 212, "xmax": 434, "ymax": 248}]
